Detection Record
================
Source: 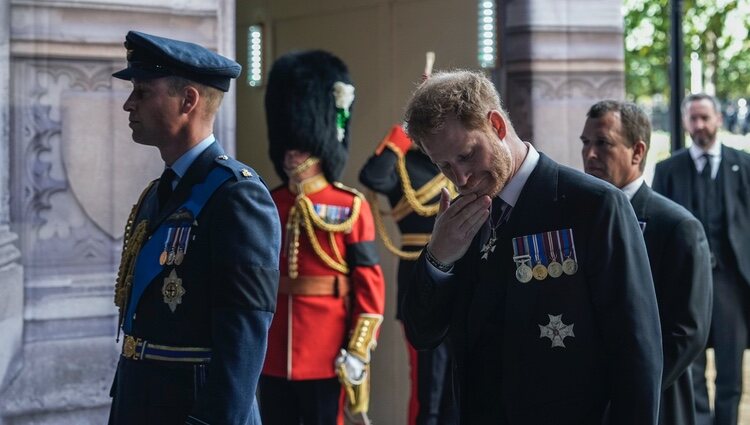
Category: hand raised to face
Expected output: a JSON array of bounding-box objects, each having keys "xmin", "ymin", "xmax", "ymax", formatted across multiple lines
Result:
[{"xmin": 427, "ymin": 188, "xmax": 491, "ymax": 265}]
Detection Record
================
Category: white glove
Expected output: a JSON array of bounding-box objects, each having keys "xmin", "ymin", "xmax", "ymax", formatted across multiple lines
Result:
[{"xmin": 335, "ymin": 349, "xmax": 367, "ymax": 385}]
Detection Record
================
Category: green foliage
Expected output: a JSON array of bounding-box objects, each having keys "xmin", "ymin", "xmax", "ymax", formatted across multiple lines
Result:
[{"xmin": 624, "ymin": 0, "xmax": 750, "ymax": 100}]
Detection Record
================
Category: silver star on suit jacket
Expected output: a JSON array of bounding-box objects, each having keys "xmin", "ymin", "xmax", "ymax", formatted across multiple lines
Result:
[{"xmin": 539, "ymin": 314, "xmax": 575, "ymax": 348}]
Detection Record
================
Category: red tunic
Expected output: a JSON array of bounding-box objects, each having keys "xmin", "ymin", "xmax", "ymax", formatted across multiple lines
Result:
[{"xmin": 263, "ymin": 178, "xmax": 386, "ymax": 380}]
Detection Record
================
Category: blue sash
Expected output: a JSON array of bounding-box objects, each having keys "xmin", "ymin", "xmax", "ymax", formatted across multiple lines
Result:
[{"xmin": 123, "ymin": 167, "xmax": 232, "ymax": 332}]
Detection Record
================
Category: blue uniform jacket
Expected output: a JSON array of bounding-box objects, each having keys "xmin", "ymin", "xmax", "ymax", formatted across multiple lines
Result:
[{"xmin": 108, "ymin": 141, "xmax": 281, "ymax": 425}]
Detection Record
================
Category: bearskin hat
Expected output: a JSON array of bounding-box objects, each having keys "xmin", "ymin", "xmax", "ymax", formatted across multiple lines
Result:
[{"xmin": 265, "ymin": 50, "xmax": 354, "ymax": 183}]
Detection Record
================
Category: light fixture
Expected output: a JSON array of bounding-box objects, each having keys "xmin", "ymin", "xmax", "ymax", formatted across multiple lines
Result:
[
  {"xmin": 247, "ymin": 25, "xmax": 263, "ymax": 87},
  {"xmin": 478, "ymin": 0, "xmax": 496, "ymax": 69}
]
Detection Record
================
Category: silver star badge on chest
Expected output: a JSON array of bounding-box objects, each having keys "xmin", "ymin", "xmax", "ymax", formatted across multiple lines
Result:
[
  {"xmin": 539, "ymin": 314, "xmax": 575, "ymax": 348},
  {"xmin": 162, "ymin": 269, "xmax": 186, "ymax": 313}
]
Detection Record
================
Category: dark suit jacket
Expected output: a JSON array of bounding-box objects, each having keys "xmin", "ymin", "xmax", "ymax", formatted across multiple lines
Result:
[
  {"xmin": 631, "ymin": 183, "xmax": 712, "ymax": 425},
  {"xmin": 652, "ymin": 145, "xmax": 750, "ymax": 286},
  {"xmin": 109, "ymin": 142, "xmax": 281, "ymax": 425},
  {"xmin": 403, "ymin": 154, "xmax": 663, "ymax": 425}
]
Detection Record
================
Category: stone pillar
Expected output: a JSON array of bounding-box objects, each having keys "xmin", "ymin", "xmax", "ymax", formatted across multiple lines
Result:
[
  {"xmin": 216, "ymin": 0, "xmax": 237, "ymax": 156},
  {"xmin": 0, "ymin": 2, "xmax": 234, "ymax": 423},
  {"xmin": 0, "ymin": 0, "xmax": 24, "ymax": 401},
  {"xmin": 503, "ymin": 0, "xmax": 625, "ymax": 168}
]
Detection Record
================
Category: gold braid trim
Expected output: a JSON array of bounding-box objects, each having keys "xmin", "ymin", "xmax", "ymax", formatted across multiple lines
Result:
[
  {"xmin": 390, "ymin": 173, "xmax": 452, "ymax": 222},
  {"xmin": 386, "ymin": 142, "xmax": 457, "ymax": 217},
  {"xmin": 114, "ymin": 221, "xmax": 148, "ymax": 322},
  {"xmin": 366, "ymin": 190, "xmax": 422, "ymax": 261},
  {"xmin": 114, "ymin": 182, "xmax": 154, "ymax": 328},
  {"xmin": 297, "ymin": 199, "xmax": 349, "ymax": 274},
  {"xmin": 297, "ymin": 195, "xmax": 361, "ymax": 233},
  {"xmin": 286, "ymin": 204, "xmax": 302, "ymax": 278},
  {"xmin": 287, "ymin": 191, "xmax": 363, "ymax": 276},
  {"xmin": 329, "ymin": 232, "xmax": 346, "ymax": 264}
]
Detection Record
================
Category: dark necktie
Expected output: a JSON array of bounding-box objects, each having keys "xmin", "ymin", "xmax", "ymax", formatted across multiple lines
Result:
[
  {"xmin": 157, "ymin": 168, "xmax": 177, "ymax": 211},
  {"xmin": 492, "ymin": 197, "xmax": 512, "ymax": 226},
  {"xmin": 695, "ymin": 154, "xmax": 712, "ymax": 229},
  {"xmin": 481, "ymin": 197, "xmax": 513, "ymax": 260},
  {"xmin": 701, "ymin": 153, "xmax": 713, "ymax": 181}
]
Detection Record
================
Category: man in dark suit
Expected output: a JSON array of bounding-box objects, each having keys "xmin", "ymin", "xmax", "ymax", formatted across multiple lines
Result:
[
  {"xmin": 581, "ymin": 100, "xmax": 713, "ymax": 425},
  {"xmin": 401, "ymin": 70, "xmax": 663, "ymax": 425},
  {"xmin": 653, "ymin": 93, "xmax": 750, "ymax": 425},
  {"xmin": 107, "ymin": 31, "xmax": 281, "ymax": 425}
]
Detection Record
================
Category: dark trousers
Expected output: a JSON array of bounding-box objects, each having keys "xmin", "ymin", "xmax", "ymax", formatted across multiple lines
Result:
[
  {"xmin": 108, "ymin": 357, "xmax": 208, "ymax": 425},
  {"xmin": 693, "ymin": 267, "xmax": 749, "ymax": 425},
  {"xmin": 259, "ymin": 375, "xmax": 341, "ymax": 425},
  {"xmin": 405, "ymin": 332, "xmax": 459, "ymax": 425}
]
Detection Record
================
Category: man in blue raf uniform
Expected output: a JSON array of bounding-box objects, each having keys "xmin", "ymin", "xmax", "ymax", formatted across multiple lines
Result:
[
  {"xmin": 107, "ymin": 30, "xmax": 281, "ymax": 425},
  {"xmin": 653, "ymin": 93, "xmax": 750, "ymax": 425},
  {"xmin": 582, "ymin": 100, "xmax": 713, "ymax": 425},
  {"xmin": 402, "ymin": 71, "xmax": 663, "ymax": 425}
]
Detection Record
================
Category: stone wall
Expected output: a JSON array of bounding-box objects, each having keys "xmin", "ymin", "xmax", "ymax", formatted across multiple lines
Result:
[{"xmin": 503, "ymin": 0, "xmax": 625, "ymax": 169}]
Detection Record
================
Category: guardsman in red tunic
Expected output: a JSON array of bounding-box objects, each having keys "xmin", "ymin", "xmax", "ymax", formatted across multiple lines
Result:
[{"xmin": 259, "ymin": 50, "xmax": 386, "ymax": 425}]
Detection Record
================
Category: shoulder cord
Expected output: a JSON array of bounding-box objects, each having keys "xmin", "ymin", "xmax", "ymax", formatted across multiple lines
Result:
[
  {"xmin": 287, "ymin": 194, "xmax": 362, "ymax": 277},
  {"xmin": 114, "ymin": 182, "xmax": 154, "ymax": 338},
  {"xmin": 367, "ymin": 189, "xmax": 422, "ymax": 260}
]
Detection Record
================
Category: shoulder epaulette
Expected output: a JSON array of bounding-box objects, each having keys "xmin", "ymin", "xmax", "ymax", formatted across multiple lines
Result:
[
  {"xmin": 332, "ymin": 181, "xmax": 364, "ymax": 199},
  {"xmin": 214, "ymin": 154, "xmax": 256, "ymax": 181}
]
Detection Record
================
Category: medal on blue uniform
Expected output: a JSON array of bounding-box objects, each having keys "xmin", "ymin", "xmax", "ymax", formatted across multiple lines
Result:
[
  {"xmin": 167, "ymin": 227, "xmax": 180, "ymax": 265},
  {"xmin": 159, "ymin": 228, "xmax": 173, "ymax": 266},
  {"xmin": 530, "ymin": 234, "xmax": 548, "ymax": 280},
  {"xmin": 174, "ymin": 225, "xmax": 192, "ymax": 266},
  {"xmin": 560, "ymin": 228, "xmax": 578, "ymax": 275}
]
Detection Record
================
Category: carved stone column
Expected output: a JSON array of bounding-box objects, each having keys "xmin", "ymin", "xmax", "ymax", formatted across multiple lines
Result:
[
  {"xmin": 502, "ymin": 0, "xmax": 625, "ymax": 168},
  {"xmin": 216, "ymin": 0, "xmax": 237, "ymax": 156},
  {"xmin": 0, "ymin": 0, "xmax": 24, "ymax": 403}
]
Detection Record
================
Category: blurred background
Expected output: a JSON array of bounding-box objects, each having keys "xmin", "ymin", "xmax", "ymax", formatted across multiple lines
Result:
[{"xmin": 0, "ymin": 0, "xmax": 748, "ymax": 424}]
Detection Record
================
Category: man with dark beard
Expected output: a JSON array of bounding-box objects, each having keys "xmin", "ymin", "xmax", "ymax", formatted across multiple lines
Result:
[
  {"xmin": 653, "ymin": 93, "xmax": 750, "ymax": 425},
  {"xmin": 401, "ymin": 70, "xmax": 663, "ymax": 425}
]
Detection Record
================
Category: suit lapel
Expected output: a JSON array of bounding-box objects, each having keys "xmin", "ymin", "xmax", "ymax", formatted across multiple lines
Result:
[
  {"xmin": 721, "ymin": 145, "xmax": 738, "ymax": 222},
  {"xmin": 676, "ymin": 150, "xmax": 697, "ymax": 213},
  {"xmin": 148, "ymin": 142, "xmax": 224, "ymax": 233},
  {"xmin": 466, "ymin": 154, "xmax": 561, "ymax": 348},
  {"xmin": 630, "ymin": 182, "xmax": 650, "ymax": 221}
]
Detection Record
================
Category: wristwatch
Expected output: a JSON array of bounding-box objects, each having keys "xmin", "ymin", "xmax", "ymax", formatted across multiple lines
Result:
[{"xmin": 425, "ymin": 247, "xmax": 453, "ymax": 273}]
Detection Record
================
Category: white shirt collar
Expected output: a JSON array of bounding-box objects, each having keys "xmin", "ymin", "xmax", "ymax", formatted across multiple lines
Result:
[
  {"xmin": 689, "ymin": 140, "xmax": 722, "ymax": 162},
  {"xmin": 498, "ymin": 142, "xmax": 539, "ymax": 207},
  {"xmin": 688, "ymin": 140, "xmax": 721, "ymax": 178},
  {"xmin": 620, "ymin": 176, "xmax": 645, "ymax": 201}
]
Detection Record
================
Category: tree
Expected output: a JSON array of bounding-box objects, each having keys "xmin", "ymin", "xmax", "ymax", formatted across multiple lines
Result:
[{"xmin": 624, "ymin": 0, "xmax": 750, "ymax": 101}]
